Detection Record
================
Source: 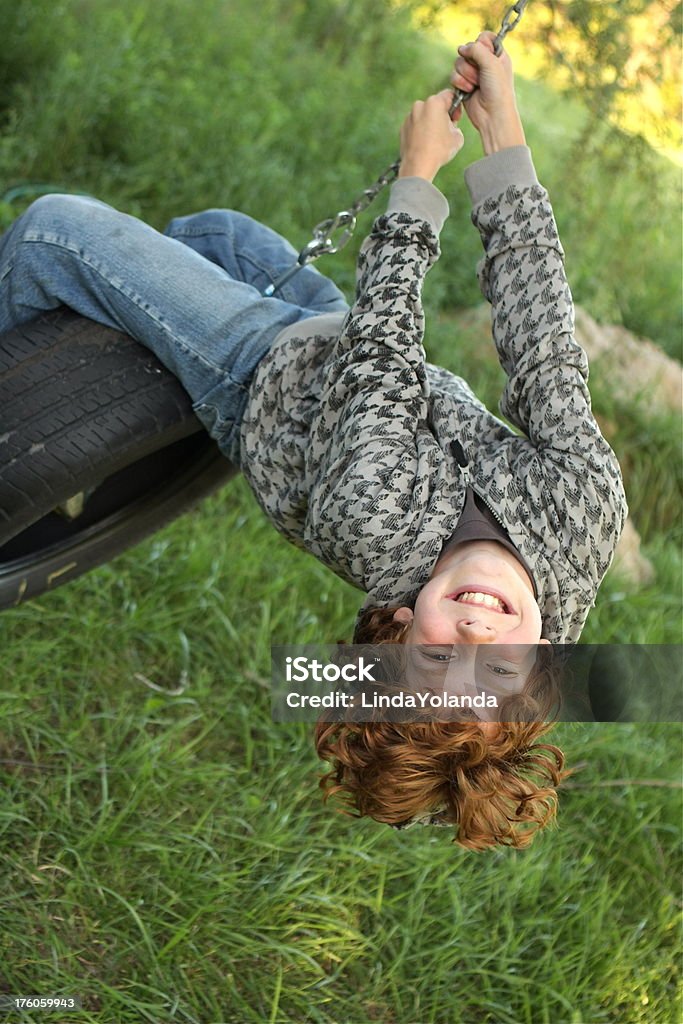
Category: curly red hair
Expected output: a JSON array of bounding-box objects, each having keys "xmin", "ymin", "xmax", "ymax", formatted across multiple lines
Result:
[{"xmin": 314, "ymin": 605, "xmax": 567, "ymax": 851}]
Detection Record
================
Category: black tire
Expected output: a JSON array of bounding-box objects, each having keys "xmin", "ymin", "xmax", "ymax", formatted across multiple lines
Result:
[{"xmin": 0, "ymin": 308, "xmax": 236, "ymax": 609}]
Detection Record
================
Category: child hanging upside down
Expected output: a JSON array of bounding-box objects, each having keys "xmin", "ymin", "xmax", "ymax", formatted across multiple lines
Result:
[{"xmin": 0, "ymin": 33, "xmax": 627, "ymax": 849}]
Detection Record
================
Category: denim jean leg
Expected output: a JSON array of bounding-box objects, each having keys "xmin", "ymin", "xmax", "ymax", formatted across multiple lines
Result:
[
  {"xmin": 163, "ymin": 209, "xmax": 350, "ymax": 313},
  {"xmin": 0, "ymin": 195, "xmax": 337, "ymax": 463}
]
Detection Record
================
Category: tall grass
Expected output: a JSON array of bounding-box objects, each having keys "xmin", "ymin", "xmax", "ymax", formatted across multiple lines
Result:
[{"xmin": 0, "ymin": 0, "xmax": 680, "ymax": 355}]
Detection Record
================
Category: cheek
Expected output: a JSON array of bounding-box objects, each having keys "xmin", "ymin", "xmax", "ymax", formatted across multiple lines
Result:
[
  {"xmin": 411, "ymin": 604, "xmax": 451, "ymax": 643},
  {"xmin": 520, "ymin": 601, "xmax": 543, "ymax": 642}
]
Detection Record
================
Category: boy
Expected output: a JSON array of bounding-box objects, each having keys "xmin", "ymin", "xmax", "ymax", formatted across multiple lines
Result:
[{"xmin": 0, "ymin": 35, "xmax": 626, "ymax": 847}]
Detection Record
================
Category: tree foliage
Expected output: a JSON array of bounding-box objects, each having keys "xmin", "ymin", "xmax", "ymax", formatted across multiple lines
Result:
[
  {"xmin": 297, "ymin": 0, "xmax": 680, "ymax": 155},
  {"xmin": 523, "ymin": 0, "xmax": 679, "ymax": 154}
]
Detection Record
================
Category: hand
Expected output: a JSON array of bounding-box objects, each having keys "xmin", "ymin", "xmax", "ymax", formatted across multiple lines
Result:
[
  {"xmin": 450, "ymin": 31, "xmax": 525, "ymax": 154},
  {"xmin": 398, "ymin": 89, "xmax": 465, "ymax": 182}
]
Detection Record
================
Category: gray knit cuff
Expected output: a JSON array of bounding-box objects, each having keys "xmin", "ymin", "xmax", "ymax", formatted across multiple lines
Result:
[
  {"xmin": 464, "ymin": 145, "xmax": 539, "ymax": 205},
  {"xmin": 386, "ymin": 177, "xmax": 450, "ymax": 235}
]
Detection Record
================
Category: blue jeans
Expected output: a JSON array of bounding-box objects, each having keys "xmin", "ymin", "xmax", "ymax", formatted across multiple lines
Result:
[{"xmin": 0, "ymin": 195, "xmax": 349, "ymax": 464}]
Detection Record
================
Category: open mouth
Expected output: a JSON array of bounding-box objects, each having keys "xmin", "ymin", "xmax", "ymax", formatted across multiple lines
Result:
[{"xmin": 445, "ymin": 587, "xmax": 514, "ymax": 615}]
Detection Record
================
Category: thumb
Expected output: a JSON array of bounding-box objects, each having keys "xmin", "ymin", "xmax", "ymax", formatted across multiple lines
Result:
[{"xmin": 435, "ymin": 87, "xmax": 457, "ymax": 110}]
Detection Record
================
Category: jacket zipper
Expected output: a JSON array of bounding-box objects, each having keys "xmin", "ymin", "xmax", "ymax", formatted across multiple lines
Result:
[{"xmin": 451, "ymin": 438, "xmax": 508, "ymax": 531}]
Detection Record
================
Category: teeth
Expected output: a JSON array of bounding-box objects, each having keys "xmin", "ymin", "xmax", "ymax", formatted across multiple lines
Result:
[{"xmin": 456, "ymin": 591, "xmax": 505, "ymax": 612}]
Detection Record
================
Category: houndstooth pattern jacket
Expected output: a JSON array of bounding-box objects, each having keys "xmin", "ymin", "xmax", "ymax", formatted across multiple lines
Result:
[{"xmin": 240, "ymin": 147, "xmax": 627, "ymax": 643}]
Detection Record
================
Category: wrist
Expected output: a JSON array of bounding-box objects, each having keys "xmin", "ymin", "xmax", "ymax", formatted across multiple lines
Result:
[
  {"xmin": 478, "ymin": 108, "xmax": 525, "ymax": 155},
  {"xmin": 398, "ymin": 161, "xmax": 439, "ymax": 183}
]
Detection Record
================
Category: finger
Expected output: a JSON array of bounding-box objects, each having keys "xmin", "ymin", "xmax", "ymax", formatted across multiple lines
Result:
[
  {"xmin": 434, "ymin": 88, "xmax": 457, "ymax": 109},
  {"xmin": 454, "ymin": 44, "xmax": 479, "ymax": 69},
  {"xmin": 474, "ymin": 30, "xmax": 514, "ymax": 73},
  {"xmin": 453, "ymin": 53, "xmax": 479, "ymax": 80},
  {"xmin": 454, "ymin": 49, "xmax": 480, "ymax": 83},
  {"xmin": 422, "ymin": 90, "xmax": 456, "ymax": 119},
  {"xmin": 451, "ymin": 56, "xmax": 479, "ymax": 89},
  {"xmin": 457, "ymin": 39, "xmax": 499, "ymax": 70},
  {"xmin": 451, "ymin": 68, "xmax": 477, "ymax": 93},
  {"xmin": 476, "ymin": 30, "xmax": 498, "ymax": 53}
]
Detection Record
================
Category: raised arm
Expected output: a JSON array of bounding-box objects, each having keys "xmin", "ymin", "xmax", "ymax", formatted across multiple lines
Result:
[
  {"xmin": 304, "ymin": 93, "xmax": 461, "ymax": 594},
  {"xmin": 453, "ymin": 34, "xmax": 627, "ymax": 610}
]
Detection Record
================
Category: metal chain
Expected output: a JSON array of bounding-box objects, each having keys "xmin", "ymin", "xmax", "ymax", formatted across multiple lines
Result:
[{"xmin": 263, "ymin": 0, "xmax": 531, "ymax": 297}]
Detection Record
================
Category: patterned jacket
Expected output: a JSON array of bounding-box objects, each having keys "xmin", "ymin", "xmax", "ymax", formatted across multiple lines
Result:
[{"xmin": 240, "ymin": 146, "xmax": 627, "ymax": 643}]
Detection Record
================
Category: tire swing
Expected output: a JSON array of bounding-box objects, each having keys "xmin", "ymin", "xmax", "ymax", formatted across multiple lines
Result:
[
  {"xmin": 0, "ymin": 0, "xmax": 529, "ymax": 610},
  {"xmin": 0, "ymin": 309, "xmax": 234, "ymax": 609}
]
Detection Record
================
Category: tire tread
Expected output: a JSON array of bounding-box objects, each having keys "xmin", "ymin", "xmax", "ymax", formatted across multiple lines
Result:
[{"xmin": 0, "ymin": 309, "xmax": 208, "ymax": 539}]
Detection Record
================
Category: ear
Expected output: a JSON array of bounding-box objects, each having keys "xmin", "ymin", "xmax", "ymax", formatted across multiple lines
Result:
[
  {"xmin": 392, "ymin": 607, "xmax": 414, "ymax": 625},
  {"xmin": 539, "ymin": 638, "xmax": 551, "ymax": 646}
]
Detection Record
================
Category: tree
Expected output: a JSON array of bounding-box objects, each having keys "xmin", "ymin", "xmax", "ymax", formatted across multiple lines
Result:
[{"xmin": 436, "ymin": 0, "xmax": 681, "ymax": 159}]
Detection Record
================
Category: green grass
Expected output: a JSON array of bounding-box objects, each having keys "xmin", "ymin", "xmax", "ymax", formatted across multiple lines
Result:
[
  {"xmin": 1, "ymin": 481, "xmax": 681, "ymax": 1021},
  {"xmin": 1, "ymin": 0, "xmax": 681, "ymax": 1020},
  {"xmin": 2, "ymin": 549, "xmax": 682, "ymax": 1022}
]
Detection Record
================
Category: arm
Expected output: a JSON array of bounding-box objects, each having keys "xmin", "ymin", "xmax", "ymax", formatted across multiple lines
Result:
[
  {"xmin": 455, "ymin": 35, "xmax": 627, "ymax": 594},
  {"xmin": 304, "ymin": 183, "xmax": 446, "ymax": 593},
  {"xmin": 303, "ymin": 96, "xmax": 459, "ymax": 592},
  {"xmin": 324, "ymin": 89, "xmax": 459, "ymax": 394}
]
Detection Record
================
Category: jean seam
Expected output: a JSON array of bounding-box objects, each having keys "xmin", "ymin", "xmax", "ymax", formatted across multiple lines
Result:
[
  {"xmin": 20, "ymin": 233, "xmax": 240, "ymax": 384},
  {"xmin": 166, "ymin": 225, "xmax": 234, "ymax": 239}
]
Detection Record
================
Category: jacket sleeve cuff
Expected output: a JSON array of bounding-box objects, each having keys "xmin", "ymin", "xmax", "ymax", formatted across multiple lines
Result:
[
  {"xmin": 464, "ymin": 145, "xmax": 539, "ymax": 205},
  {"xmin": 386, "ymin": 177, "xmax": 450, "ymax": 234}
]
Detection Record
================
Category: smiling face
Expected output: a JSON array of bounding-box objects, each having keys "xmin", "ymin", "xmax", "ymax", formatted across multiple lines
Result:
[{"xmin": 393, "ymin": 539, "xmax": 547, "ymax": 646}]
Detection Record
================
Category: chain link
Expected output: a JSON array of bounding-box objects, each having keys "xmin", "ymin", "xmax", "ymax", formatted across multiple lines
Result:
[{"xmin": 263, "ymin": 0, "xmax": 531, "ymax": 297}]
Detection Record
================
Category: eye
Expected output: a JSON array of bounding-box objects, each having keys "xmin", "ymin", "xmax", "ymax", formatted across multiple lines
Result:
[
  {"xmin": 418, "ymin": 646, "xmax": 455, "ymax": 663},
  {"xmin": 487, "ymin": 664, "xmax": 517, "ymax": 677}
]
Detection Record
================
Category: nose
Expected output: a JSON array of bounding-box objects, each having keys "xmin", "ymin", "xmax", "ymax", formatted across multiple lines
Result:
[{"xmin": 455, "ymin": 618, "xmax": 497, "ymax": 642}]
